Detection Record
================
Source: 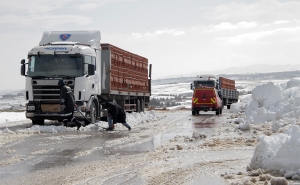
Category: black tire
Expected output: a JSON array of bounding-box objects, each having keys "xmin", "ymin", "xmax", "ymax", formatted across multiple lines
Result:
[
  {"xmin": 136, "ymin": 99, "xmax": 141, "ymax": 112},
  {"xmin": 192, "ymin": 110, "xmax": 196, "ymax": 115},
  {"xmin": 88, "ymin": 102, "xmax": 97, "ymax": 124},
  {"xmin": 32, "ymin": 119, "xmax": 44, "ymax": 125},
  {"xmin": 140, "ymin": 99, "xmax": 145, "ymax": 112},
  {"xmin": 220, "ymin": 107, "xmax": 222, "ymax": 115},
  {"xmin": 227, "ymin": 105, "xmax": 231, "ymax": 109},
  {"xmin": 196, "ymin": 110, "xmax": 200, "ymax": 115},
  {"xmin": 216, "ymin": 108, "xmax": 220, "ymax": 115}
]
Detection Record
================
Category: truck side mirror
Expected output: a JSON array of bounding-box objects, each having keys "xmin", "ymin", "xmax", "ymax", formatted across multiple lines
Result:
[
  {"xmin": 190, "ymin": 83, "xmax": 194, "ymax": 90},
  {"xmin": 88, "ymin": 64, "xmax": 95, "ymax": 76},
  {"xmin": 218, "ymin": 91, "xmax": 222, "ymax": 98},
  {"xmin": 20, "ymin": 59, "xmax": 26, "ymax": 76}
]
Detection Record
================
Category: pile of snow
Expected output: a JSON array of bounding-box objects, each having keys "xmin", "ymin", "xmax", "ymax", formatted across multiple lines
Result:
[
  {"xmin": 249, "ymin": 125, "xmax": 300, "ymax": 179},
  {"xmin": 245, "ymin": 78, "xmax": 300, "ymax": 123},
  {"xmin": 0, "ymin": 111, "xmax": 164, "ymax": 134},
  {"xmin": 233, "ymin": 78, "xmax": 300, "ymax": 178}
]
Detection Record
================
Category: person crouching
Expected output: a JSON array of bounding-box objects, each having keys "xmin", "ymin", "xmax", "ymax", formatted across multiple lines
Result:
[{"xmin": 105, "ymin": 101, "xmax": 131, "ymax": 131}]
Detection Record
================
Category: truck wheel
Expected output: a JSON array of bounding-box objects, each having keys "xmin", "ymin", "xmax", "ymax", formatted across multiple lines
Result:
[
  {"xmin": 227, "ymin": 105, "xmax": 231, "ymax": 109},
  {"xmin": 192, "ymin": 111, "xmax": 196, "ymax": 115},
  {"xmin": 220, "ymin": 108, "xmax": 222, "ymax": 115},
  {"xmin": 216, "ymin": 108, "xmax": 220, "ymax": 115},
  {"xmin": 88, "ymin": 102, "xmax": 97, "ymax": 124},
  {"xmin": 32, "ymin": 119, "xmax": 44, "ymax": 125},
  {"xmin": 140, "ymin": 99, "xmax": 145, "ymax": 112},
  {"xmin": 196, "ymin": 110, "xmax": 200, "ymax": 115},
  {"xmin": 136, "ymin": 100, "xmax": 141, "ymax": 112}
]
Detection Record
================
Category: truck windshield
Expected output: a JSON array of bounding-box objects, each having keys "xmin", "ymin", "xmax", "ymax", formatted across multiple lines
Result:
[
  {"xmin": 26, "ymin": 54, "xmax": 84, "ymax": 78},
  {"xmin": 194, "ymin": 81, "xmax": 216, "ymax": 88}
]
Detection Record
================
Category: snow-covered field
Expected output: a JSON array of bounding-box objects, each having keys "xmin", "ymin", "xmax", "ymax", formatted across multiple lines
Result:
[{"xmin": 1, "ymin": 77, "xmax": 300, "ymax": 184}]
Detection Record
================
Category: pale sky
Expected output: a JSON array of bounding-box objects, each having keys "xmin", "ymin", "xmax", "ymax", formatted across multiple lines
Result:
[{"xmin": 1, "ymin": 0, "xmax": 300, "ymax": 90}]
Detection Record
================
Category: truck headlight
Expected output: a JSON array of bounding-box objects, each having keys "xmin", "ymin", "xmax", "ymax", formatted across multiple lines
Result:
[{"xmin": 27, "ymin": 105, "xmax": 35, "ymax": 111}]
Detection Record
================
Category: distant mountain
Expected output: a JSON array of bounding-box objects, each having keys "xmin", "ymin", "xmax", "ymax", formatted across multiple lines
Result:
[
  {"xmin": 152, "ymin": 70, "xmax": 300, "ymax": 85},
  {"xmin": 156, "ymin": 64, "xmax": 300, "ymax": 79},
  {"xmin": 205, "ymin": 64, "xmax": 300, "ymax": 75}
]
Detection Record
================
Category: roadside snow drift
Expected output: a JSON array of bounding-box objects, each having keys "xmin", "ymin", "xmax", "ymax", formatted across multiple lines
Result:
[
  {"xmin": 0, "ymin": 111, "xmax": 164, "ymax": 134},
  {"xmin": 233, "ymin": 78, "xmax": 300, "ymax": 178}
]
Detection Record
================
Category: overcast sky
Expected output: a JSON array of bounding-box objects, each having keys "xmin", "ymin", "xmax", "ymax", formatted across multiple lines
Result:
[{"xmin": 1, "ymin": 0, "xmax": 300, "ymax": 90}]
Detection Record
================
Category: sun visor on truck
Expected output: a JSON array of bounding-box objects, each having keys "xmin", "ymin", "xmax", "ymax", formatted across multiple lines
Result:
[{"xmin": 39, "ymin": 30, "xmax": 101, "ymax": 49}]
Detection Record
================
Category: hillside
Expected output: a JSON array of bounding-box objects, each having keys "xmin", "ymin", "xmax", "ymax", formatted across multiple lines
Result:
[{"xmin": 152, "ymin": 70, "xmax": 300, "ymax": 85}]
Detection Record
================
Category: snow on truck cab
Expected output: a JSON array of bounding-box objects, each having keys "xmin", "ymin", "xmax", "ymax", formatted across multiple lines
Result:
[
  {"xmin": 190, "ymin": 75, "xmax": 239, "ymax": 115},
  {"xmin": 20, "ymin": 30, "xmax": 152, "ymax": 125}
]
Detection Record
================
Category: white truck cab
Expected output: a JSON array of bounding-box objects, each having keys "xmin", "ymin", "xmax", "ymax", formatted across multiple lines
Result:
[
  {"xmin": 21, "ymin": 30, "xmax": 151, "ymax": 125},
  {"xmin": 21, "ymin": 31, "xmax": 102, "ymax": 125}
]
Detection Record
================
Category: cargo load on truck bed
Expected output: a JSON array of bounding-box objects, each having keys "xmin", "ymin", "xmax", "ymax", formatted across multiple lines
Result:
[{"xmin": 101, "ymin": 44, "xmax": 150, "ymax": 95}]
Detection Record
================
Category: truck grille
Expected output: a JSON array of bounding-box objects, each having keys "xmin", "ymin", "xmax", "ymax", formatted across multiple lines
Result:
[{"xmin": 32, "ymin": 79, "xmax": 74, "ymax": 102}]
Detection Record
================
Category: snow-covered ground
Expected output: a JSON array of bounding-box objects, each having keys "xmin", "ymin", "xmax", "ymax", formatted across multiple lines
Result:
[
  {"xmin": 0, "ymin": 111, "xmax": 164, "ymax": 133},
  {"xmin": 1, "ymin": 77, "xmax": 300, "ymax": 184}
]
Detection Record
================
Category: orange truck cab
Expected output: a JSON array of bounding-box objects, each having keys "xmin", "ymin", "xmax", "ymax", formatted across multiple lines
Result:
[{"xmin": 190, "ymin": 75, "xmax": 238, "ymax": 115}]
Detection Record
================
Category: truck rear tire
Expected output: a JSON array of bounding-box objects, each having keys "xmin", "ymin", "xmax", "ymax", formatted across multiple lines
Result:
[
  {"xmin": 136, "ymin": 100, "xmax": 141, "ymax": 112},
  {"xmin": 227, "ymin": 105, "xmax": 231, "ymax": 109},
  {"xmin": 140, "ymin": 99, "xmax": 145, "ymax": 112},
  {"xmin": 220, "ymin": 108, "xmax": 222, "ymax": 115},
  {"xmin": 192, "ymin": 110, "xmax": 196, "ymax": 115},
  {"xmin": 32, "ymin": 119, "xmax": 44, "ymax": 125}
]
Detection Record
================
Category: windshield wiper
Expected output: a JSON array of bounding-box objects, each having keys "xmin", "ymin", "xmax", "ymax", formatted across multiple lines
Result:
[
  {"xmin": 49, "ymin": 75, "xmax": 74, "ymax": 79},
  {"xmin": 31, "ymin": 76, "xmax": 48, "ymax": 79}
]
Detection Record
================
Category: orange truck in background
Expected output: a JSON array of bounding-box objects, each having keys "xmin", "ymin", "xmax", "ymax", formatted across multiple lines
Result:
[{"xmin": 190, "ymin": 76, "xmax": 239, "ymax": 115}]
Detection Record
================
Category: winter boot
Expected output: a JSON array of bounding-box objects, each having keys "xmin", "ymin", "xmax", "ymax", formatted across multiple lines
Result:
[
  {"xmin": 72, "ymin": 118, "xmax": 82, "ymax": 130},
  {"xmin": 105, "ymin": 127, "xmax": 115, "ymax": 131},
  {"xmin": 62, "ymin": 120, "xmax": 68, "ymax": 127}
]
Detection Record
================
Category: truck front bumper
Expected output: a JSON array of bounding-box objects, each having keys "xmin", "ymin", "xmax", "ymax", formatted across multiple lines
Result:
[
  {"xmin": 192, "ymin": 105, "xmax": 217, "ymax": 112},
  {"xmin": 26, "ymin": 111, "xmax": 85, "ymax": 120}
]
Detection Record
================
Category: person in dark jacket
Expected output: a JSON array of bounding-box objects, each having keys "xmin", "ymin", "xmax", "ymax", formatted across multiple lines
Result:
[
  {"xmin": 105, "ymin": 101, "xmax": 131, "ymax": 131},
  {"xmin": 58, "ymin": 79, "xmax": 83, "ymax": 130}
]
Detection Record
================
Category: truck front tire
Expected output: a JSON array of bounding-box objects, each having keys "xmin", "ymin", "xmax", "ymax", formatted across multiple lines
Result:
[
  {"xmin": 32, "ymin": 119, "xmax": 45, "ymax": 125},
  {"xmin": 90, "ymin": 102, "xmax": 97, "ymax": 124}
]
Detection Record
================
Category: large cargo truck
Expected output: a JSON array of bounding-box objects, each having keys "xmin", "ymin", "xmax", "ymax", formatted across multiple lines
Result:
[
  {"xmin": 190, "ymin": 76, "xmax": 238, "ymax": 115},
  {"xmin": 20, "ymin": 30, "xmax": 151, "ymax": 125}
]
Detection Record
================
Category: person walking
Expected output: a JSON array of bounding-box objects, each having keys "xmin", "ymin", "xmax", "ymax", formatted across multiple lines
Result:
[
  {"xmin": 58, "ymin": 79, "xmax": 83, "ymax": 130},
  {"xmin": 105, "ymin": 101, "xmax": 131, "ymax": 131}
]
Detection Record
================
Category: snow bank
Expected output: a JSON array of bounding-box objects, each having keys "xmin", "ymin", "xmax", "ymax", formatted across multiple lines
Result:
[
  {"xmin": 244, "ymin": 80, "xmax": 300, "ymax": 123},
  {"xmin": 249, "ymin": 125, "xmax": 300, "ymax": 171},
  {"xmin": 0, "ymin": 111, "xmax": 164, "ymax": 134},
  {"xmin": 234, "ymin": 78, "xmax": 300, "ymax": 177},
  {"xmin": 286, "ymin": 77, "xmax": 300, "ymax": 88}
]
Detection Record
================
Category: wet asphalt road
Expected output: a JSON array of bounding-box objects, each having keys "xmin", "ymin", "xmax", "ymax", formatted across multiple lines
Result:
[{"xmin": 0, "ymin": 110, "xmax": 231, "ymax": 184}]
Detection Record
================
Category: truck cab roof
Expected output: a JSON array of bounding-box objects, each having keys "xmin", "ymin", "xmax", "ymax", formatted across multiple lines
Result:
[
  {"xmin": 39, "ymin": 30, "xmax": 101, "ymax": 49},
  {"xmin": 29, "ymin": 44, "xmax": 96, "ymax": 56}
]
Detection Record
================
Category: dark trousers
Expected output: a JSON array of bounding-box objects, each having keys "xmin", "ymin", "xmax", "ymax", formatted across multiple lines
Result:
[{"xmin": 62, "ymin": 109, "xmax": 81, "ymax": 127}]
